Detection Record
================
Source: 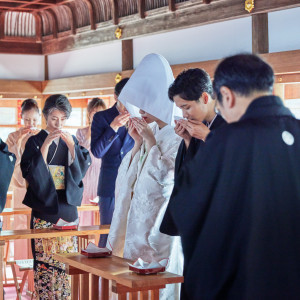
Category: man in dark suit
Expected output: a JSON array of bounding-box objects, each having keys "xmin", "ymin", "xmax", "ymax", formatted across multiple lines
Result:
[
  {"xmin": 91, "ymin": 78, "xmax": 134, "ymax": 247},
  {"xmin": 0, "ymin": 138, "xmax": 16, "ymax": 213}
]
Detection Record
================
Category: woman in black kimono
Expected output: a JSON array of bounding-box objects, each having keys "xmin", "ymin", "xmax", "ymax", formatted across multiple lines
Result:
[
  {"xmin": 0, "ymin": 139, "xmax": 16, "ymax": 300},
  {"xmin": 21, "ymin": 94, "xmax": 91, "ymax": 299},
  {"xmin": 0, "ymin": 138, "xmax": 16, "ymax": 213}
]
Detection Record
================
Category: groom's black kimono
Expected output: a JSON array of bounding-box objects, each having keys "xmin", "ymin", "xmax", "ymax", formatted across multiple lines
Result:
[{"xmin": 167, "ymin": 96, "xmax": 300, "ymax": 299}]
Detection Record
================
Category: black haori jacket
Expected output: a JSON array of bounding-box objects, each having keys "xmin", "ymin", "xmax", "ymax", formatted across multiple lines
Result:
[
  {"xmin": 21, "ymin": 130, "xmax": 91, "ymax": 215},
  {"xmin": 167, "ymin": 96, "xmax": 300, "ymax": 299},
  {"xmin": 160, "ymin": 114, "xmax": 226, "ymax": 236}
]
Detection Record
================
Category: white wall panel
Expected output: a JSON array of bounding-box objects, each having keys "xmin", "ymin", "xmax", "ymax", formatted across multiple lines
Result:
[
  {"xmin": 48, "ymin": 42, "xmax": 122, "ymax": 79},
  {"xmin": 133, "ymin": 17, "xmax": 252, "ymax": 68},
  {"xmin": 0, "ymin": 54, "xmax": 44, "ymax": 81},
  {"xmin": 269, "ymin": 7, "xmax": 300, "ymax": 53}
]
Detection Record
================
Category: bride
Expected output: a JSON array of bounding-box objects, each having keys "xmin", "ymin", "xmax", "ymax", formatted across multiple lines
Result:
[{"xmin": 108, "ymin": 54, "xmax": 183, "ymax": 300}]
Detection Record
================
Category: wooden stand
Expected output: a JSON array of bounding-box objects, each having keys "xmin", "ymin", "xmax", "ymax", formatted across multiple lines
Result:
[
  {"xmin": 0, "ymin": 225, "xmax": 110, "ymax": 300},
  {"xmin": 54, "ymin": 253, "xmax": 184, "ymax": 300}
]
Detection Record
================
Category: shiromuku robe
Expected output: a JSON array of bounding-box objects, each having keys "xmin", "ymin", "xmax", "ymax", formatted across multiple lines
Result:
[{"xmin": 108, "ymin": 123, "xmax": 183, "ymax": 300}]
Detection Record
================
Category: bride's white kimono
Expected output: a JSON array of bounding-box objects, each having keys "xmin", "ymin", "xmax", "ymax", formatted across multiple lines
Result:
[{"xmin": 108, "ymin": 123, "xmax": 183, "ymax": 299}]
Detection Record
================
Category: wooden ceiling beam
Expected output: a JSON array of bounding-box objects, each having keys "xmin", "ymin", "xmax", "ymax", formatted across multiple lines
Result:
[
  {"xmin": 261, "ymin": 50, "xmax": 300, "ymax": 75},
  {"xmin": 47, "ymin": 8, "xmax": 58, "ymax": 38},
  {"xmin": 138, "ymin": 0, "xmax": 145, "ymax": 19},
  {"xmin": 82, "ymin": 0, "xmax": 96, "ymax": 30},
  {"xmin": 33, "ymin": 12, "xmax": 43, "ymax": 42},
  {"xmin": 0, "ymin": 2, "xmax": 21, "ymax": 8},
  {"xmin": 111, "ymin": 0, "xmax": 118, "ymax": 25},
  {"xmin": 37, "ymin": 0, "xmax": 74, "ymax": 11},
  {"xmin": 168, "ymin": 0, "xmax": 176, "ymax": 12},
  {"xmin": 0, "ymin": 40, "xmax": 42, "ymax": 54},
  {"xmin": 275, "ymin": 73, "xmax": 300, "ymax": 84},
  {"xmin": 64, "ymin": 3, "xmax": 76, "ymax": 35},
  {"xmin": 17, "ymin": 0, "xmax": 45, "ymax": 9},
  {"xmin": 42, "ymin": 0, "xmax": 300, "ymax": 55},
  {"xmin": 42, "ymin": 70, "xmax": 133, "ymax": 94},
  {"xmin": 0, "ymin": 79, "xmax": 42, "ymax": 95},
  {"xmin": 0, "ymin": 0, "xmax": 35, "ymax": 4},
  {"xmin": 1, "ymin": 7, "xmax": 33, "ymax": 11}
]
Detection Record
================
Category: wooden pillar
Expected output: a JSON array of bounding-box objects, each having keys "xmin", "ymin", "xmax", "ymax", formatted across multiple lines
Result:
[
  {"xmin": 100, "ymin": 278, "xmax": 109, "ymax": 300},
  {"xmin": 122, "ymin": 39, "xmax": 133, "ymax": 71},
  {"xmin": 90, "ymin": 274, "xmax": 99, "ymax": 300},
  {"xmin": 71, "ymin": 274, "xmax": 80, "ymax": 300},
  {"xmin": 80, "ymin": 273, "xmax": 89, "ymax": 299},
  {"xmin": 45, "ymin": 55, "xmax": 49, "ymax": 81},
  {"xmin": 140, "ymin": 291, "xmax": 149, "ymax": 299},
  {"xmin": 252, "ymin": 13, "xmax": 269, "ymax": 54}
]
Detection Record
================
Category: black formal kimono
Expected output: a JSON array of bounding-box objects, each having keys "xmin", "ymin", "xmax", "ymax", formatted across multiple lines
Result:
[
  {"xmin": 168, "ymin": 96, "xmax": 300, "ymax": 299},
  {"xmin": 160, "ymin": 115, "xmax": 226, "ymax": 236},
  {"xmin": 0, "ymin": 138, "xmax": 16, "ymax": 212},
  {"xmin": 21, "ymin": 129, "xmax": 91, "ymax": 298},
  {"xmin": 21, "ymin": 130, "xmax": 91, "ymax": 219}
]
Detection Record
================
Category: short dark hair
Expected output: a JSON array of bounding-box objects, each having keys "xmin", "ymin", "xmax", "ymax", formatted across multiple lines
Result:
[
  {"xmin": 213, "ymin": 54, "xmax": 274, "ymax": 103},
  {"xmin": 168, "ymin": 68, "xmax": 213, "ymax": 102},
  {"xmin": 42, "ymin": 94, "xmax": 72, "ymax": 119},
  {"xmin": 87, "ymin": 98, "xmax": 106, "ymax": 115},
  {"xmin": 115, "ymin": 78, "xmax": 129, "ymax": 97},
  {"xmin": 21, "ymin": 98, "xmax": 39, "ymax": 116}
]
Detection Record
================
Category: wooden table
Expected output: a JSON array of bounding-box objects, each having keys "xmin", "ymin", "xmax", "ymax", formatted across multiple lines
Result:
[
  {"xmin": 54, "ymin": 253, "xmax": 184, "ymax": 300},
  {"xmin": 0, "ymin": 225, "xmax": 110, "ymax": 300},
  {"xmin": 0, "ymin": 204, "xmax": 99, "ymax": 216},
  {"xmin": 0, "ymin": 204, "xmax": 100, "ymax": 291}
]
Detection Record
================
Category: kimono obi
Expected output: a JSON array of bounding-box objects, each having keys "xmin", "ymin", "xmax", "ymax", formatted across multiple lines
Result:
[
  {"xmin": 49, "ymin": 165, "xmax": 65, "ymax": 190},
  {"xmin": 47, "ymin": 139, "xmax": 68, "ymax": 190}
]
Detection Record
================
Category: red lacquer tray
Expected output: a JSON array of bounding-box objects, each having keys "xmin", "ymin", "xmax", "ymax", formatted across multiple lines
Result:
[
  {"xmin": 80, "ymin": 249, "xmax": 112, "ymax": 258},
  {"xmin": 53, "ymin": 225, "xmax": 78, "ymax": 230},
  {"xmin": 129, "ymin": 265, "xmax": 166, "ymax": 275}
]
